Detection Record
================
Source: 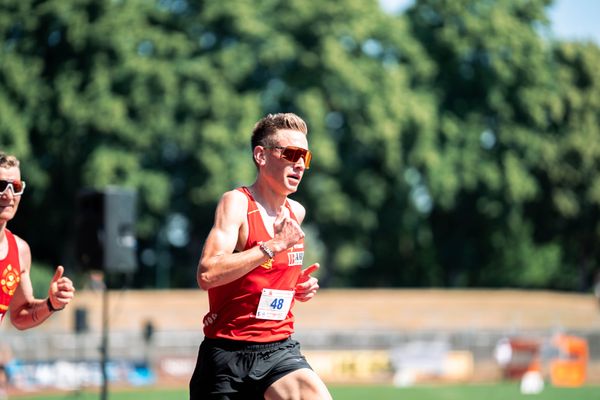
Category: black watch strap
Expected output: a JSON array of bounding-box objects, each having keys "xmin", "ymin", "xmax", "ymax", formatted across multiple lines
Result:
[{"xmin": 47, "ymin": 297, "xmax": 64, "ymax": 312}]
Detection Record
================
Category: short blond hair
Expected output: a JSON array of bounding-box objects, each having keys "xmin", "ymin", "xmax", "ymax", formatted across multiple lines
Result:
[
  {"xmin": 0, "ymin": 152, "xmax": 20, "ymax": 168},
  {"xmin": 251, "ymin": 113, "xmax": 308, "ymax": 150}
]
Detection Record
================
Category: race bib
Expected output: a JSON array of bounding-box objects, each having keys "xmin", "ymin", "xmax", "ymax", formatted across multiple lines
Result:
[{"xmin": 255, "ymin": 288, "xmax": 294, "ymax": 320}]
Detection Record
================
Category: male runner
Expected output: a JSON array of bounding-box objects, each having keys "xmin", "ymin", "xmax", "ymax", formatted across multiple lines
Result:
[
  {"xmin": 190, "ymin": 113, "xmax": 331, "ymax": 399},
  {"xmin": 0, "ymin": 152, "xmax": 75, "ymax": 329}
]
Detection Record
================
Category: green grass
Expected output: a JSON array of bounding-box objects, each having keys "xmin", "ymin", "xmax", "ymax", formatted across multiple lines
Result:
[
  {"xmin": 332, "ymin": 384, "xmax": 599, "ymax": 399},
  {"xmin": 10, "ymin": 383, "xmax": 600, "ymax": 400}
]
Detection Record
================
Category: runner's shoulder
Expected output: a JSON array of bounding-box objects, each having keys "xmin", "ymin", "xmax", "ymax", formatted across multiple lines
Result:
[{"xmin": 220, "ymin": 189, "xmax": 249, "ymax": 212}]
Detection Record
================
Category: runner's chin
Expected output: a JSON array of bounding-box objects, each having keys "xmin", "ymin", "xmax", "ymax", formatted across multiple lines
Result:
[{"xmin": 286, "ymin": 178, "xmax": 300, "ymax": 192}]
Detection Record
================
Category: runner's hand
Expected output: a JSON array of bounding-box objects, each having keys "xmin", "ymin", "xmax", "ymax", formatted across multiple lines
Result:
[
  {"xmin": 295, "ymin": 263, "xmax": 319, "ymax": 302},
  {"xmin": 48, "ymin": 266, "xmax": 75, "ymax": 310},
  {"xmin": 271, "ymin": 206, "xmax": 304, "ymax": 252}
]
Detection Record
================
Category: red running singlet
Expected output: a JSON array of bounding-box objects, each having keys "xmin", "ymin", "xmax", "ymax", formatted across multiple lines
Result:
[
  {"xmin": 0, "ymin": 230, "xmax": 21, "ymax": 323},
  {"xmin": 202, "ymin": 187, "xmax": 305, "ymax": 342}
]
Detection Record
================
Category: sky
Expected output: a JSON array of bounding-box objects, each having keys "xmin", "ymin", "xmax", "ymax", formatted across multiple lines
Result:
[
  {"xmin": 380, "ymin": 0, "xmax": 600, "ymax": 45},
  {"xmin": 548, "ymin": 0, "xmax": 600, "ymax": 44}
]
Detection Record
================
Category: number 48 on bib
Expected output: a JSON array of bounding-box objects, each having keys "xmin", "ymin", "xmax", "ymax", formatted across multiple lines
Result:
[{"xmin": 256, "ymin": 288, "xmax": 294, "ymax": 320}]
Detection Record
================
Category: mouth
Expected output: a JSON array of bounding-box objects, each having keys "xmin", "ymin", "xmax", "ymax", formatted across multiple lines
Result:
[{"xmin": 287, "ymin": 174, "xmax": 301, "ymax": 184}]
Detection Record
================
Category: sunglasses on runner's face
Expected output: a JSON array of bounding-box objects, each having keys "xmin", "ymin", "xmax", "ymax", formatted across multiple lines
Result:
[
  {"xmin": 0, "ymin": 180, "xmax": 26, "ymax": 196},
  {"xmin": 267, "ymin": 146, "xmax": 312, "ymax": 169}
]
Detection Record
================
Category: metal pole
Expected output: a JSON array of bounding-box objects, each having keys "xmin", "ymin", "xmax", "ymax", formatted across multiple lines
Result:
[{"xmin": 100, "ymin": 279, "xmax": 109, "ymax": 400}]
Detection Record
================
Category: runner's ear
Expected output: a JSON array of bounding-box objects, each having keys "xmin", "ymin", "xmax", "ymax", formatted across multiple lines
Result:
[{"xmin": 254, "ymin": 146, "xmax": 267, "ymax": 167}]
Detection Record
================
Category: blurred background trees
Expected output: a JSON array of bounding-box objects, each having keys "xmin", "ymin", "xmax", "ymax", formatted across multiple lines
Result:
[{"xmin": 1, "ymin": 0, "xmax": 598, "ymax": 291}]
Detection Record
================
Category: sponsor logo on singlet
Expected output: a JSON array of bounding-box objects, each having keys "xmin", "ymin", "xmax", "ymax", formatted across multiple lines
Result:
[
  {"xmin": 1, "ymin": 264, "xmax": 20, "ymax": 296},
  {"xmin": 288, "ymin": 251, "xmax": 304, "ymax": 266},
  {"xmin": 259, "ymin": 259, "xmax": 273, "ymax": 269}
]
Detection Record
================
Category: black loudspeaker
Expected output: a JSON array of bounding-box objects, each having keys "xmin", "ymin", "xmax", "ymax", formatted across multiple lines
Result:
[
  {"xmin": 74, "ymin": 307, "xmax": 88, "ymax": 333},
  {"xmin": 75, "ymin": 187, "xmax": 138, "ymax": 273}
]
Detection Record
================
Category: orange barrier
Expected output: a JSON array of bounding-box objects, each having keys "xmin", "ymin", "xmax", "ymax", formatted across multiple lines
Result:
[{"xmin": 549, "ymin": 334, "xmax": 588, "ymax": 387}]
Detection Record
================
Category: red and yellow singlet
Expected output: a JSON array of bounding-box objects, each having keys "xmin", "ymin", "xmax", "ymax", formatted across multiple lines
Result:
[
  {"xmin": 202, "ymin": 187, "xmax": 305, "ymax": 342},
  {"xmin": 0, "ymin": 230, "xmax": 21, "ymax": 322}
]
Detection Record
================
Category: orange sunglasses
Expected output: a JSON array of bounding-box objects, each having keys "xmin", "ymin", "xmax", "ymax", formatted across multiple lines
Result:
[{"xmin": 267, "ymin": 146, "xmax": 312, "ymax": 169}]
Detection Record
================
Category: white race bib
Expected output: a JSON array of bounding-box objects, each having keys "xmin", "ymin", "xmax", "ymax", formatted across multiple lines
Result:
[{"xmin": 255, "ymin": 288, "xmax": 294, "ymax": 320}]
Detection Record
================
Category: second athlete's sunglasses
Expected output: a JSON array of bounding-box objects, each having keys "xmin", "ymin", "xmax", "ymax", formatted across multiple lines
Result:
[
  {"xmin": 0, "ymin": 179, "xmax": 26, "ymax": 196},
  {"xmin": 267, "ymin": 146, "xmax": 312, "ymax": 169}
]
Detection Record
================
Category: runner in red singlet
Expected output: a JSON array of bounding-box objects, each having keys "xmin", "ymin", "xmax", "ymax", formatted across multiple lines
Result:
[
  {"xmin": 189, "ymin": 113, "xmax": 331, "ymax": 400},
  {"xmin": 0, "ymin": 152, "xmax": 75, "ymax": 329}
]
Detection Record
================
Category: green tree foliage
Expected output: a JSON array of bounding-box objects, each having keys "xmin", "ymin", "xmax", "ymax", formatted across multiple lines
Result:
[
  {"xmin": 544, "ymin": 41, "xmax": 600, "ymax": 289},
  {"xmin": 407, "ymin": 0, "xmax": 600, "ymax": 289},
  {"xmin": 1, "ymin": 0, "xmax": 435, "ymax": 288},
  {"xmin": 1, "ymin": 0, "xmax": 599, "ymax": 290},
  {"xmin": 0, "ymin": 0, "xmax": 257, "ymax": 287},
  {"xmin": 28, "ymin": 262, "xmax": 55, "ymax": 298},
  {"xmin": 176, "ymin": 0, "xmax": 439, "ymax": 286}
]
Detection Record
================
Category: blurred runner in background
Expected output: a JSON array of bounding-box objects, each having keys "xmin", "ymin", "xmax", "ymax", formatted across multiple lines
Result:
[{"xmin": 0, "ymin": 152, "xmax": 75, "ymax": 330}]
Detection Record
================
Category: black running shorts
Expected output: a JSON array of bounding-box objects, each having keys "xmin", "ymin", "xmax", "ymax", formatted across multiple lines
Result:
[{"xmin": 189, "ymin": 337, "xmax": 312, "ymax": 400}]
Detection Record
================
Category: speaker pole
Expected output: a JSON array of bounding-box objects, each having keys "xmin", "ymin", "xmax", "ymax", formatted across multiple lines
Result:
[{"xmin": 100, "ymin": 274, "xmax": 109, "ymax": 400}]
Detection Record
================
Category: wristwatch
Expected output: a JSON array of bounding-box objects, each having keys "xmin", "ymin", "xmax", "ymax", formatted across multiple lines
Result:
[{"xmin": 259, "ymin": 241, "xmax": 275, "ymax": 259}]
